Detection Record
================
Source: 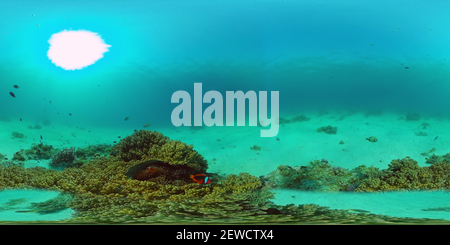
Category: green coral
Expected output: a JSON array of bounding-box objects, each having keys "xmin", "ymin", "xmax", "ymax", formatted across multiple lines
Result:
[
  {"xmin": 11, "ymin": 132, "xmax": 25, "ymax": 139},
  {"xmin": 111, "ymin": 130, "xmax": 207, "ymax": 172},
  {"xmin": 355, "ymin": 158, "xmax": 450, "ymax": 192},
  {"xmin": 262, "ymin": 156, "xmax": 450, "ymax": 193},
  {"xmin": 317, "ymin": 125, "xmax": 337, "ymax": 134},
  {"xmin": 75, "ymin": 144, "xmax": 111, "ymax": 160},
  {"xmin": 0, "ymin": 158, "xmax": 276, "ymax": 222},
  {"xmin": 27, "ymin": 143, "xmax": 57, "ymax": 160},
  {"xmin": 12, "ymin": 151, "xmax": 27, "ymax": 161},
  {"xmin": 4, "ymin": 129, "xmax": 450, "ymax": 223},
  {"xmin": 261, "ymin": 159, "xmax": 361, "ymax": 191},
  {"xmin": 12, "ymin": 143, "xmax": 57, "ymax": 161},
  {"xmin": 425, "ymin": 153, "xmax": 450, "ymax": 164},
  {"xmin": 49, "ymin": 147, "xmax": 78, "ymax": 168},
  {"xmin": 4, "ymin": 142, "xmax": 377, "ymax": 223}
]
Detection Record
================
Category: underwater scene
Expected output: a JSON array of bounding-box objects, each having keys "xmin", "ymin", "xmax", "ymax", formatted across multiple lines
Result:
[{"xmin": 1, "ymin": 0, "xmax": 450, "ymax": 225}]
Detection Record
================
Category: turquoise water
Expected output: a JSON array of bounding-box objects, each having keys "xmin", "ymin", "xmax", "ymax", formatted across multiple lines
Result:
[{"xmin": 1, "ymin": 0, "xmax": 450, "ymax": 224}]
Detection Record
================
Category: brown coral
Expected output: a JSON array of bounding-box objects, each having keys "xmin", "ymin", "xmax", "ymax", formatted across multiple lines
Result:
[
  {"xmin": 111, "ymin": 130, "xmax": 207, "ymax": 172},
  {"xmin": 355, "ymin": 157, "xmax": 450, "ymax": 192}
]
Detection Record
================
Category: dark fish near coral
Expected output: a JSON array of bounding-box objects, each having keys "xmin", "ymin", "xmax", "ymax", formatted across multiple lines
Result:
[
  {"xmin": 40, "ymin": 135, "xmax": 43, "ymax": 140},
  {"xmin": 13, "ymin": 85, "xmax": 19, "ymax": 89},
  {"xmin": 9, "ymin": 92, "xmax": 15, "ymax": 98},
  {"xmin": 124, "ymin": 116, "xmax": 130, "ymax": 121},
  {"xmin": 15, "ymin": 210, "xmax": 38, "ymax": 213},
  {"xmin": 125, "ymin": 160, "xmax": 160, "ymax": 179},
  {"xmin": 190, "ymin": 174, "xmax": 211, "ymax": 184},
  {"xmin": 143, "ymin": 123, "xmax": 152, "ymax": 128}
]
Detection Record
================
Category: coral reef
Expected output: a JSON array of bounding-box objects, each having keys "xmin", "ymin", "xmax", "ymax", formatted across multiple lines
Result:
[
  {"xmin": 50, "ymin": 147, "xmax": 77, "ymax": 168},
  {"xmin": 316, "ymin": 125, "xmax": 337, "ymax": 134},
  {"xmin": 27, "ymin": 143, "xmax": 56, "ymax": 160},
  {"xmin": 425, "ymin": 152, "xmax": 450, "ymax": 164},
  {"xmin": 3, "ymin": 129, "xmax": 448, "ymax": 223},
  {"xmin": 355, "ymin": 157, "xmax": 450, "ymax": 192},
  {"xmin": 75, "ymin": 144, "xmax": 111, "ymax": 160},
  {"xmin": 12, "ymin": 143, "xmax": 57, "ymax": 162},
  {"xmin": 11, "ymin": 132, "xmax": 25, "ymax": 139},
  {"xmin": 262, "ymin": 156, "xmax": 450, "ymax": 192},
  {"xmin": 0, "ymin": 130, "xmax": 374, "ymax": 223},
  {"xmin": 0, "ymin": 160, "xmax": 24, "ymax": 168},
  {"xmin": 12, "ymin": 151, "xmax": 27, "ymax": 161},
  {"xmin": 261, "ymin": 159, "xmax": 363, "ymax": 192},
  {"xmin": 111, "ymin": 130, "xmax": 207, "ymax": 172},
  {"xmin": 0, "ymin": 156, "xmax": 280, "ymax": 222}
]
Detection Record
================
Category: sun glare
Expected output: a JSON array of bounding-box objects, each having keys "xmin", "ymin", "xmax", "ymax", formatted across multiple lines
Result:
[{"xmin": 47, "ymin": 30, "xmax": 111, "ymax": 70}]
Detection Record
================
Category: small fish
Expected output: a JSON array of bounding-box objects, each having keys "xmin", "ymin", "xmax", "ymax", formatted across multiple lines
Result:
[
  {"xmin": 20, "ymin": 118, "xmax": 22, "ymax": 121},
  {"xmin": 190, "ymin": 174, "xmax": 211, "ymax": 184},
  {"xmin": 36, "ymin": 24, "xmax": 40, "ymax": 27},
  {"xmin": 434, "ymin": 136, "xmax": 439, "ymax": 141},
  {"xmin": 113, "ymin": 141, "xmax": 117, "ymax": 143},
  {"xmin": 118, "ymin": 136, "xmax": 121, "ymax": 138},
  {"xmin": 148, "ymin": 167, "xmax": 155, "ymax": 173},
  {"xmin": 9, "ymin": 92, "xmax": 15, "ymax": 98},
  {"xmin": 40, "ymin": 135, "xmax": 43, "ymax": 140},
  {"xmin": 13, "ymin": 85, "xmax": 19, "ymax": 89},
  {"xmin": 49, "ymin": 100, "xmax": 51, "ymax": 104},
  {"xmin": 143, "ymin": 123, "xmax": 152, "ymax": 128},
  {"xmin": 124, "ymin": 116, "xmax": 130, "ymax": 121},
  {"xmin": 16, "ymin": 210, "xmax": 38, "ymax": 213},
  {"xmin": 68, "ymin": 113, "xmax": 72, "ymax": 116}
]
